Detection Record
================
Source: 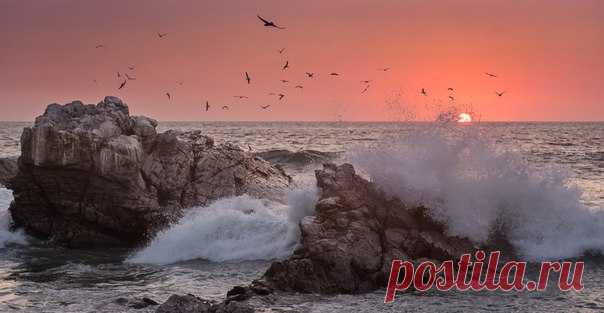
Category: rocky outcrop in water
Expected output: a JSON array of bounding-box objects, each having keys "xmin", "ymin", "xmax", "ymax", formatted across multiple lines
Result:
[
  {"xmin": 7, "ymin": 96, "xmax": 291, "ymax": 247},
  {"xmin": 262, "ymin": 163, "xmax": 475, "ymax": 293},
  {"xmin": 0, "ymin": 157, "xmax": 18, "ymax": 186},
  {"xmin": 254, "ymin": 149, "xmax": 339, "ymax": 169}
]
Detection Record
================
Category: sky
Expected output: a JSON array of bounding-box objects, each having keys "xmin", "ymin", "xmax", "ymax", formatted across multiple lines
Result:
[{"xmin": 0, "ymin": 0, "xmax": 602, "ymax": 121}]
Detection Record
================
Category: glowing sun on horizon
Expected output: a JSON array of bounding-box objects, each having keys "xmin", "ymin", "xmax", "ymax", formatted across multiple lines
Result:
[{"xmin": 458, "ymin": 113, "xmax": 472, "ymax": 123}]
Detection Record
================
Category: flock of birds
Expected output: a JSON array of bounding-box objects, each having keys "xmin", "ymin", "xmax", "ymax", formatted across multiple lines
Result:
[{"xmin": 97, "ymin": 14, "xmax": 506, "ymax": 115}]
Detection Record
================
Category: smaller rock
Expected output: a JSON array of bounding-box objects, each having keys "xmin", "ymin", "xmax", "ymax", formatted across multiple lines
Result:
[
  {"xmin": 155, "ymin": 294, "xmax": 211, "ymax": 313},
  {"xmin": 0, "ymin": 157, "xmax": 18, "ymax": 186}
]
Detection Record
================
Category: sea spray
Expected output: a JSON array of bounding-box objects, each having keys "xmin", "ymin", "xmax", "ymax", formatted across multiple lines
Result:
[
  {"xmin": 0, "ymin": 187, "xmax": 27, "ymax": 248},
  {"xmin": 347, "ymin": 123, "xmax": 604, "ymax": 261},
  {"xmin": 128, "ymin": 184, "xmax": 318, "ymax": 264}
]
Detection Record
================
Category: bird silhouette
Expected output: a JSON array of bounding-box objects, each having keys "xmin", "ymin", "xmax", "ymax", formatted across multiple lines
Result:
[
  {"xmin": 222, "ymin": 105, "xmax": 229, "ymax": 110},
  {"xmin": 448, "ymin": 87, "xmax": 454, "ymax": 91},
  {"xmin": 360, "ymin": 80, "xmax": 371, "ymax": 84},
  {"xmin": 205, "ymin": 101, "xmax": 210, "ymax": 111},
  {"xmin": 125, "ymin": 73, "xmax": 136, "ymax": 80},
  {"xmin": 166, "ymin": 92, "xmax": 171, "ymax": 100},
  {"xmin": 305, "ymin": 72, "xmax": 315, "ymax": 78},
  {"xmin": 278, "ymin": 48, "xmax": 286, "ymax": 54},
  {"xmin": 95, "ymin": 44, "xmax": 104, "ymax": 49},
  {"xmin": 361, "ymin": 85, "xmax": 370, "ymax": 94},
  {"xmin": 128, "ymin": 65, "xmax": 135, "ymax": 70},
  {"xmin": 329, "ymin": 72, "xmax": 340, "ymax": 76},
  {"xmin": 282, "ymin": 61, "xmax": 289, "ymax": 71},
  {"xmin": 278, "ymin": 93, "xmax": 285, "ymax": 100},
  {"xmin": 234, "ymin": 96, "xmax": 249, "ymax": 99},
  {"xmin": 295, "ymin": 85, "xmax": 303, "ymax": 89},
  {"xmin": 449, "ymin": 96, "xmax": 455, "ymax": 101},
  {"xmin": 118, "ymin": 80, "xmax": 127, "ymax": 90},
  {"xmin": 378, "ymin": 68, "xmax": 390, "ymax": 72},
  {"xmin": 158, "ymin": 32, "xmax": 168, "ymax": 38},
  {"xmin": 260, "ymin": 104, "xmax": 271, "ymax": 109},
  {"xmin": 281, "ymin": 79, "xmax": 289, "ymax": 83},
  {"xmin": 177, "ymin": 81, "xmax": 184, "ymax": 86},
  {"xmin": 257, "ymin": 15, "xmax": 286, "ymax": 29},
  {"xmin": 117, "ymin": 72, "xmax": 121, "ymax": 78},
  {"xmin": 421, "ymin": 88, "xmax": 427, "ymax": 96},
  {"xmin": 485, "ymin": 72, "xmax": 498, "ymax": 78},
  {"xmin": 245, "ymin": 72, "xmax": 251, "ymax": 84},
  {"xmin": 495, "ymin": 91, "xmax": 505, "ymax": 97}
]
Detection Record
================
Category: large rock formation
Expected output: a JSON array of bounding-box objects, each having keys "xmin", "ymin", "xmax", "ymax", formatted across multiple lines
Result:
[
  {"xmin": 263, "ymin": 163, "xmax": 474, "ymax": 294},
  {"xmin": 8, "ymin": 96, "xmax": 291, "ymax": 247},
  {"xmin": 0, "ymin": 157, "xmax": 18, "ymax": 186}
]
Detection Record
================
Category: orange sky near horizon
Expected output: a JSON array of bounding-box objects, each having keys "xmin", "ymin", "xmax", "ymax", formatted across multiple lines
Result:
[{"xmin": 0, "ymin": 0, "xmax": 602, "ymax": 121}]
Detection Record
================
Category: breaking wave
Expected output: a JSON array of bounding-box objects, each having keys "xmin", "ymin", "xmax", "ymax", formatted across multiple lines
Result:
[
  {"xmin": 128, "ymin": 185, "xmax": 318, "ymax": 264},
  {"xmin": 0, "ymin": 187, "xmax": 27, "ymax": 248},
  {"xmin": 348, "ymin": 123, "xmax": 604, "ymax": 261}
]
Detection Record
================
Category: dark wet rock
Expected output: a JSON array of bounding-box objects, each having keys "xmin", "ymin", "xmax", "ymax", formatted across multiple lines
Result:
[
  {"xmin": 263, "ymin": 163, "xmax": 475, "ymax": 294},
  {"xmin": 8, "ymin": 97, "xmax": 291, "ymax": 247},
  {"xmin": 155, "ymin": 294, "xmax": 255, "ymax": 313},
  {"xmin": 0, "ymin": 157, "xmax": 18, "ymax": 186},
  {"xmin": 254, "ymin": 149, "xmax": 339, "ymax": 168},
  {"xmin": 113, "ymin": 296, "xmax": 160, "ymax": 309}
]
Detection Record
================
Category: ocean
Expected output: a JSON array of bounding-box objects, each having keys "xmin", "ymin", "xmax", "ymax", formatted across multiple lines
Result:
[{"xmin": 0, "ymin": 121, "xmax": 603, "ymax": 312}]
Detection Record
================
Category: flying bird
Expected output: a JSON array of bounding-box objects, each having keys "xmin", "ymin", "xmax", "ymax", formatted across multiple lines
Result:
[
  {"xmin": 448, "ymin": 87, "xmax": 454, "ymax": 91},
  {"xmin": 421, "ymin": 88, "xmax": 427, "ymax": 96},
  {"xmin": 449, "ymin": 96, "xmax": 455, "ymax": 101},
  {"xmin": 260, "ymin": 104, "xmax": 271, "ymax": 109},
  {"xmin": 118, "ymin": 80, "xmax": 127, "ymax": 90},
  {"xmin": 305, "ymin": 72, "xmax": 315, "ymax": 78},
  {"xmin": 495, "ymin": 91, "xmax": 505, "ymax": 97},
  {"xmin": 278, "ymin": 93, "xmax": 285, "ymax": 100},
  {"xmin": 95, "ymin": 44, "xmax": 104, "ymax": 49},
  {"xmin": 281, "ymin": 79, "xmax": 289, "ymax": 83},
  {"xmin": 282, "ymin": 61, "xmax": 289, "ymax": 71},
  {"xmin": 128, "ymin": 65, "xmax": 135, "ymax": 70},
  {"xmin": 166, "ymin": 92, "xmax": 171, "ymax": 100},
  {"xmin": 158, "ymin": 32, "xmax": 168, "ymax": 38},
  {"xmin": 360, "ymin": 80, "xmax": 371, "ymax": 84},
  {"xmin": 295, "ymin": 85, "xmax": 303, "ymax": 89},
  {"xmin": 378, "ymin": 68, "xmax": 390, "ymax": 72},
  {"xmin": 245, "ymin": 72, "xmax": 251, "ymax": 84},
  {"xmin": 257, "ymin": 15, "xmax": 286, "ymax": 29},
  {"xmin": 278, "ymin": 48, "xmax": 286, "ymax": 54},
  {"xmin": 205, "ymin": 101, "xmax": 210, "ymax": 111},
  {"xmin": 125, "ymin": 73, "xmax": 136, "ymax": 80},
  {"xmin": 117, "ymin": 72, "xmax": 121, "ymax": 78},
  {"xmin": 485, "ymin": 72, "xmax": 498, "ymax": 78},
  {"xmin": 177, "ymin": 81, "xmax": 184, "ymax": 86},
  {"xmin": 361, "ymin": 85, "xmax": 371, "ymax": 94},
  {"xmin": 329, "ymin": 72, "xmax": 340, "ymax": 76},
  {"xmin": 222, "ymin": 105, "xmax": 229, "ymax": 110},
  {"xmin": 234, "ymin": 96, "xmax": 249, "ymax": 99}
]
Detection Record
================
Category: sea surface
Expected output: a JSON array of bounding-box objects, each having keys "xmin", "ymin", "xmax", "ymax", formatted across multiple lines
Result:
[{"xmin": 0, "ymin": 121, "xmax": 603, "ymax": 312}]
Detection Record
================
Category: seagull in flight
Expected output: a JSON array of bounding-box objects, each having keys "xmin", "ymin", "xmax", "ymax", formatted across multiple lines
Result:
[
  {"xmin": 495, "ymin": 91, "xmax": 505, "ymax": 97},
  {"xmin": 295, "ymin": 85, "xmax": 303, "ymax": 89},
  {"xmin": 118, "ymin": 80, "xmax": 127, "ymax": 90},
  {"xmin": 95, "ymin": 44, "xmax": 104, "ymax": 49},
  {"xmin": 329, "ymin": 72, "xmax": 340, "ymax": 76},
  {"xmin": 158, "ymin": 32, "xmax": 168, "ymax": 38},
  {"xmin": 260, "ymin": 104, "xmax": 271, "ymax": 110},
  {"xmin": 485, "ymin": 72, "xmax": 498, "ymax": 78},
  {"xmin": 245, "ymin": 72, "xmax": 251, "ymax": 84},
  {"xmin": 205, "ymin": 101, "xmax": 210, "ymax": 111},
  {"xmin": 361, "ymin": 85, "xmax": 371, "ymax": 94},
  {"xmin": 305, "ymin": 72, "xmax": 315, "ymax": 78},
  {"xmin": 448, "ymin": 87, "xmax": 454, "ymax": 91},
  {"xmin": 360, "ymin": 80, "xmax": 371, "ymax": 84},
  {"xmin": 257, "ymin": 15, "xmax": 286, "ymax": 29},
  {"xmin": 421, "ymin": 88, "xmax": 427, "ymax": 96},
  {"xmin": 282, "ymin": 61, "xmax": 289, "ymax": 71},
  {"xmin": 234, "ymin": 96, "xmax": 249, "ymax": 99},
  {"xmin": 278, "ymin": 93, "xmax": 285, "ymax": 100},
  {"xmin": 278, "ymin": 48, "xmax": 286, "ymax": 54},
  {"xmin": 128, "ymin": 65, "xmax": 135, "ymax": 70},
  {"xmin": 125, "ymin": 73, "xmax": 136, "ymax": 80},
  {"xmin": 378, "ymin": 68, "xmax": 390, "ymax": 72},
  {"xmin": 222, "ymin": 105, "xmax": 229, "ymax": 110},
  {"xmin": 449, "ymin": 96, "xmax": 455, "ymax": 101},
  {"xmin": 281, "ymin": 79, "xmax": 289, "ymax": 83},
  {"xmin": 166, "ymin": 92, "xmax": 171, "ymax": 100}
]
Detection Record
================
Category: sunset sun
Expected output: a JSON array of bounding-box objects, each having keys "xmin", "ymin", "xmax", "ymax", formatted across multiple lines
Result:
[{"xmin": 458, "ymin": 113, "xmax": 472, "ymax": 123}]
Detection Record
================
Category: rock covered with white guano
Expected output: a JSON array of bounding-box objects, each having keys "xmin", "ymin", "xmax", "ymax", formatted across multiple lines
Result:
[{"xmin": 8, "ymin": 96, "xmax": 291, "ymax": 247}]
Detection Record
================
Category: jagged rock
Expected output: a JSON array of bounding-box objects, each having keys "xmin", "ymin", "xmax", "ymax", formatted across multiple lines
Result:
[
  {"xmin": 263, "ymin": 163, "xmax": 474, "ymax": 294},
  {"xmin": 7, "ymin": 97, "xmax": 291, "ymax": 247},
  {"xmin": 155, "ymin": 294, "xmax": 255, "ymax": 313},
  {"xmin": 0, "ymin": 157, "xmax": 18, "ymax": 186}
]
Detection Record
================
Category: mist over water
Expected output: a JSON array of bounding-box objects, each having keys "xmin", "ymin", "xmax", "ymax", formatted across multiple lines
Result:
[{"xmin": 347, "ymin": 123, "xmax": 604, "ymax": 260}]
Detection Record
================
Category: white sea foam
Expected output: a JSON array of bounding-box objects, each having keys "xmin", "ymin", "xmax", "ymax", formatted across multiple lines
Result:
[
  {"xmin": 128, "ymin": 185, "xmax": 318, "ymax": 264},
  {"xmin": 347, "ymin": 124, "xmax": 604, "ymax": 261},
  {"xmin": 0, "ymin": 187, "xmax": 27, "ymax": 248}
]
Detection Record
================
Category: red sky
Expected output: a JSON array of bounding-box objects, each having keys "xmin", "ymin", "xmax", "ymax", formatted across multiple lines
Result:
[{"xmin": 0, "ymin": 0, "xmax": 602, "ymax": 121}]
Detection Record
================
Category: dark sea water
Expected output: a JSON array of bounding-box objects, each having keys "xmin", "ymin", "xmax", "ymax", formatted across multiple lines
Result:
[{"xmin": 0, "ymin": 121, "xmax": 603, "ymax": 312}]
